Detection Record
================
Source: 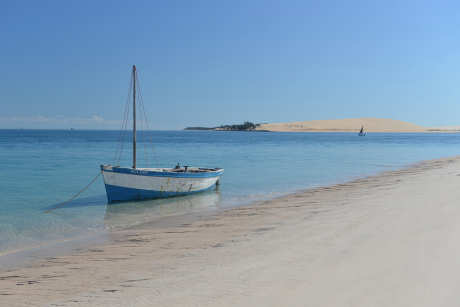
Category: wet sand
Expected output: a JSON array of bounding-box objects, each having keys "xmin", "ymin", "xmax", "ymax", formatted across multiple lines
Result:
[{"xmin": 2, "ymin": 156, "xmax": 460, "ymax": 306}]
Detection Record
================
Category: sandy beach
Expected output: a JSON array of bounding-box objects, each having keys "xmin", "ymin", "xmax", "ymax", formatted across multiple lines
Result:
[
  {"xmin": 256, "ymin": 118, "xmax": 436, "ymax": 132},
  {"xmin": 2, "ymin": 156, "xmax": 460, "ymax": 306},
  {"xmin": 257, "ymin": 118, "xmax": 427, "ymax": 132}
]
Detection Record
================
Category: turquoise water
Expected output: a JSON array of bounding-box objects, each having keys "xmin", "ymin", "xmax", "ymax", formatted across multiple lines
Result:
[{"xmin": 1, "ymin": 130, "xmax": 460, "ymax": 256}]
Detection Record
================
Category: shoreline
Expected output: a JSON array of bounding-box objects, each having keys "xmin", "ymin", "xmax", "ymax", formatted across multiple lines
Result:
[
  {"xmin": 184, "ymin": 128, "xmax": 460, "ymax": 133},
  {"xmin": 0, "ymin": 162, "xmax": 397, "ymax": 270},
  {"xmin": 2, "ymin": 155, "xmax": 460, "ymax": 305},
  {"xmin": 0, "ymin": 194, "xmax": 223, "ymax": 270}
]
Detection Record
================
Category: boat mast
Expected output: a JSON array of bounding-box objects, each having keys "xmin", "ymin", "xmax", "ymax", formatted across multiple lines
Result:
[{"xmin": 132, "ymin": 65, "xmax": 136, "ymax": 169}]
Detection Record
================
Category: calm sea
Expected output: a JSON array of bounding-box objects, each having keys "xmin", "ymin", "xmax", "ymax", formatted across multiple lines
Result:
[{"xmin": 1, "ymin": 130, "xmax": 460, "ymax": 258}]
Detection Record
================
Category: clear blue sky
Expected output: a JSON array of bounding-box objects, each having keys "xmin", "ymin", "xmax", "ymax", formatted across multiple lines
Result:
[{"xmin": 2, "ymin": 0, "xmax": 460, "ymax": 129}]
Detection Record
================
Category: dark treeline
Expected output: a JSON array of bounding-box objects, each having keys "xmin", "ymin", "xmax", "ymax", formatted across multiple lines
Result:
[
  {"xmin": 218, "ymin": 122, "xmax": 259, "ymax": 131},
  {"xmin": 184, "ymin": 122, "xmax": 262, "ymax": 131}
]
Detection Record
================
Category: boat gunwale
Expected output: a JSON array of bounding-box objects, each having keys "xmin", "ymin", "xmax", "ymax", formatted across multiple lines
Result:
[{"xmin": 101, "ymin": 165, "xmax": 224, "ymax": 178}]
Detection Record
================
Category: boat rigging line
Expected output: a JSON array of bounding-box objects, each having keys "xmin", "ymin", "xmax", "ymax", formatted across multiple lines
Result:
[
  {"xmin": 114, "ymin": 66, "xmax": 155, "ymax": 167},
  {"xmin": 114, "ymin": 73, "xmax": 133, "ymax": 165},
  {"xmin": 44, "ymin": 172, "xmax": 102, "ymax": 213}
]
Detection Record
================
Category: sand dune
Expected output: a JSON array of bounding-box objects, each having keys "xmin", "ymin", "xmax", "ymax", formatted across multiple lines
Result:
[{"xmin": 258, "ymin": 117, "xmax": 427, "ymax": 132}]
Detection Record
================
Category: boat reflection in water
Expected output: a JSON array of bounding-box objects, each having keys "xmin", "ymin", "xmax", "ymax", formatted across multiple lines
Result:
[{"xmin": 103, "ymin": 190, "xmax": 221, "ymax": 230}]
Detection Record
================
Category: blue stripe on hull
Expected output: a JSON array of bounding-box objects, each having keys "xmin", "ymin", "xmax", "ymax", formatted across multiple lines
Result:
[{"xmin": 104, "ymin": 184, "xmax": 216, "ymax": 203}]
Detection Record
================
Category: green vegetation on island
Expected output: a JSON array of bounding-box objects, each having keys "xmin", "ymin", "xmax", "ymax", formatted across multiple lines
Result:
[{"xmin": 184, "ymin": 122, "xmax": 265, "ymax": 131}]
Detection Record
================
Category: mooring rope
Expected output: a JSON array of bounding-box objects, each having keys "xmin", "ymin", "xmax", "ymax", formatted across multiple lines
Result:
[{"xmin": 45, "ymin": 172, "xmax": 102, "ymax": 213}]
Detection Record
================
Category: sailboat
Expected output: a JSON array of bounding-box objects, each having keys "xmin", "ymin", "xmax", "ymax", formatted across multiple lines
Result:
[
  {"xmin": 101, "ymin": 65, "xmax": 224, "ymax": 203},
  {"xmin": 358, "ymin": 125, "xmax": 366, "ymax": 136}
]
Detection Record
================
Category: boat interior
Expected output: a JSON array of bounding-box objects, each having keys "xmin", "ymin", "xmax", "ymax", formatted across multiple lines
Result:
[
  {"xmin": 137, "ymin": 166, "xmax": 222, "ymax": 173},
  {"xmin": 103, "ymin": 164, "xmax": 222, "ymax": 174}
]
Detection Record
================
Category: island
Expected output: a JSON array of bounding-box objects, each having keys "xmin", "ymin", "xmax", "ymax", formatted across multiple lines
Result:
[{"xmin": 185, "ymin": 118, "xmax": 460, "ymax": 133}]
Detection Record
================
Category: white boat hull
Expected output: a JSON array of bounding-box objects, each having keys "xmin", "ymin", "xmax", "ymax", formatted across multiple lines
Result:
[{"xmin": 101, "ymin": 165, "xmax": 223, "ymax": 203}]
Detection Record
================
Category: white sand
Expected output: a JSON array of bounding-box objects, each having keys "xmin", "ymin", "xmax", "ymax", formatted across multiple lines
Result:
[
  {"xmin": 2, "ymin": 157, "xmax": 460, "ymax": 306},
  {"xmin": 258, "ymin": 117, "xmax": 426, "ymax": 132}
]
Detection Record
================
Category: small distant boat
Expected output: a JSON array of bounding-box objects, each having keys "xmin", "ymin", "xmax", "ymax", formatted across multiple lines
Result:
[
  {"xmin": 358, "ymin": 125, "xmax": 366, "ymax": 136},
  {"xmin": 101, "ymin": 66, "xmax": 224, "ymax": 203}
]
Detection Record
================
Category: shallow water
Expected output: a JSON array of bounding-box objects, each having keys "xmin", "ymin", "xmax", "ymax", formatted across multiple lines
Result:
[{"xmin": 1, "ymin": 129, "xmax": 460, "ymax": 256}]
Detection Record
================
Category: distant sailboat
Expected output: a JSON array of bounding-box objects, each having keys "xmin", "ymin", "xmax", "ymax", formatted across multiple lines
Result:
[
  {"xmin": 100, "ymin": 66, "xmax": 224, "ymax": 203},
  {"xmin": 358, "ymin": 125, "xmax": 366, "ymax": 136}
]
